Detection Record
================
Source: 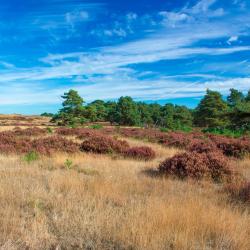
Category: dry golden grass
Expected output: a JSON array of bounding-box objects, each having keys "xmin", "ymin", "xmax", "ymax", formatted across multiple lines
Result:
[
  {"xmin": 0, "ymin": 114, "xmax": 51, "ymax": 128},
  {"xmin": 0, "ymin": 138, "xmax": 249, "ymax": 250}
]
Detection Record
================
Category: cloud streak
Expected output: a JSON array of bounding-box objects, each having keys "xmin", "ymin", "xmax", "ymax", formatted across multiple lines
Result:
[{"xmin": 0, "ymin": 0, "xmax": 249, "ymax": 108}]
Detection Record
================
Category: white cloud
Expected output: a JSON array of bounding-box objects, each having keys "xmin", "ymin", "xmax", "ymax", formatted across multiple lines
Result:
[
  {"xmin": 65, "ymin": 11, "xmax": 89, "ymax": 27},
  {"xmin": 191, "ymin": 0, "xmax": 217, "ymax": 13},
  {"xmin": 0, "ymin": 0, "xmax": 249, "ymax": 105},
  {"xmin": 0, "ymin": 61, "xmax": 15, "ymax": 69},
  {"xmin": 227, "ymin": 36, "xmax": 239, "ymax": 44}
]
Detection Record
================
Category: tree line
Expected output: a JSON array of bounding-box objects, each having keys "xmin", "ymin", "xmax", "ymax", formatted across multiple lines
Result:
[{"xmin": 48, "ymin": 88, "xmax": 250, "ymax": 132}]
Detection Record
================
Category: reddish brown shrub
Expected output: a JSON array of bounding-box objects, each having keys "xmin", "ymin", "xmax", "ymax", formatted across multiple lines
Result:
[
  {"xmin": 159, "ymin": 151, "xmax": 234, "ymax": 182},
  {"xmin": 56, "ymin": 127, "xmax": 102, "ymax": 139},
  {"xmin": 208, "ymin": 135, "xmax": 250, "ymax": 158},
  {"xmin": 32, "ymin": 136, "xmax": 79, "ymax": 155},
  {"xmin": 80, "ymin": 135, "xmax": 129, "ymax": 154},
  {"xmin": 119, "ymin": 128, "xmax": 167, "ymax": 143},
  {"xmin": 0, "ymin": 133, "xmax": 79, "ymax": 155},
  {"xmin": 217, "ymin": 140, "xmax": 250, "ymax": 158},
  {"xmin": 188, "ymin": 140, "xmax": 218, "ymax": 153},
  {"xmin": 13, "ymin": 127, "xmax": 48, "ymax": 137},
  {"xmin": 124, "ymin": 146, "xmax": 156, "ymax": 160},
  {"xmin": 0, "ymin": 133, "xmax": 32, "ymax": 154}
]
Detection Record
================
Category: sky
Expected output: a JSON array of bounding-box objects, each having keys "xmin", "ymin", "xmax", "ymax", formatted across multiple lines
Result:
[{"xmin": 0, "ymin": 0, "xmax": 250, "ymax": 114}]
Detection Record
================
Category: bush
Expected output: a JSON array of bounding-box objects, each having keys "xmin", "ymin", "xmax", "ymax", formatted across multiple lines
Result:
[
  {"xmin": 46, "ymin": 127, "xmax": 53, "ymax": 134},
  {"xmin": 209, "ymin": 135, "xmax": 250, "ymax": 158},
  {"xmin": 124, "ymin": 146, "xmax": 156, "ymax": 160},
  {"xmin": 90, "ymin": 124, "xmax": 103, "ymax": 130},
  {"xmin": 160, "ymin": 127, "xmax": 169, "ymax": 133},
  {"xmin": 64, "ymin": 159, "xmax": 74, "ymax": 170},
  {"xmin": 188, "ymin": 140, "xmax": 218, "ymax": 153},
  {"xmin": 202, "ymin": 127, "xmax": 246, "ymax": 138},
  {"xmin": 13, "ymin": 127, "xmax": 48, "ymax": 137},
  {"xmin": 80, "ymin": 135, "xmax": 129, "ymax": 154},
  {"xmin": 56, "ymin": 127, "xmax": 101, "ymax": 139},
  {"xmin": 32, "ymin": 136, "xmax": 79, "ymax": 155},
  {"xmin": 158, "ymin": 151, "xmax": 234, "ymax": 182},
  {"xmin": 23, "ymin": 151, "xmax": 39, "ymax": 163},
  {"xmin": 0, "ymin": 133, "xmax": 32, "ymax": 154}
]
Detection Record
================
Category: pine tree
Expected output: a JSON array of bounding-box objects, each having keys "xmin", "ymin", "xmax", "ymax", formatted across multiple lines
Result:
[
  {"xmin": 53, "ymin": 89, "xmax": 85, "ymax": 126},
  {"xmin": 195, "ymin": 89, "xmax": 229, "ymax": 128}
]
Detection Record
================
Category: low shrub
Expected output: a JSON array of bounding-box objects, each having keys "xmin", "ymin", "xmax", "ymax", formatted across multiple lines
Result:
[
  {"xmin": 23, "ymin": 151, "xmax": 39, "ymax": 163},
  {"xmin": 56, "ymin": 127, "xmax": 101, "ymax": 139},
  {"xmin": 0, "ymin": 133, "xmax": 32, "ymax": 154},
  {"xmin": 64, "ymin": 159, "xmax": 74, "ymax": 170},
  {"xmin": 32, "ymin": 136, "xmax": 79, "ymax": 155},
  {"xmin": 46, "ymin": 127, "xmax": 53, "ymax": 134},
  {"xmin": 90, "ymin": 124, "xmax": 103, "ymax": 130},
  {"xmin": 80, "ymin": 135, "xmax": 129, "ymax": 154},
  {"xmin": 13, "ymin": 127, "xmax": 48, "ymax": 137},
  {"xmin": 209, "ymin": 135, "xmax": 250, "ymax": 158},
  {"xmin": 124, "ymin": 146, "xmax": 156, "ymax": 160},
  {"xmin": 188, "ymin": 140, "xmax": 218, "ymax": 153},
  {"xmin": 202, "ymin": 127, "xmax": 246, "ymax": 138},
  {"xmin": 158, "ymin": 151, "xmax": 234, "ymax": 182}
]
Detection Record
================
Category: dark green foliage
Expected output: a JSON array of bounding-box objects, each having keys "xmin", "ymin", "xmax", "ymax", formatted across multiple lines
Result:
[
  {"xmin": 52, "ymin": 89, "xmax": 85, "ymax": 126},
  {"xmin": 194, "ymin": 89, "xmax": 229, "ymax": 128},
  {"xmin": 227, "ymin": 88, "xmax": 244, "ymax": 107},
  {"xmin": 202, "ymin": 127, "xmax": 246, "ymax": 138},
  {"xmin": 41, "ymin": 112, "xmax": 54, "ymax": 117},
  {"xmin": 50, "ymin": 88, "xmax": 249, "ymax": 131},
  {"xmin": 161, "ymin": 104, "xmax": 193, "ymax": 131},
  {"xmin": 148, "ymin": 103, "xmax": 162, "ymax": 126},
  {"xmin": 115, "ymin": 96, "xmax": 141, "ymax": 126},
  {"xmin": 137, "ymin": 102, "xmax": 153, "ymax": 126},
  {"xmin": 90, "ymin": 124, "xmax": 103, "ymax": 130}
]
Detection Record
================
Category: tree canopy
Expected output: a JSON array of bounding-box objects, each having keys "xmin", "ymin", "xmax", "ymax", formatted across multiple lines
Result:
[{"xmin": 51, "ymin": 88, "xmax": 250, "ymax": 132}]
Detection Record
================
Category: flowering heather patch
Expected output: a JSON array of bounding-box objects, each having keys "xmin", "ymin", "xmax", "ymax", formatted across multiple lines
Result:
[
  {"xmin": 188, "ymin": 140, "xmax": 218, "ymax": 153},
  {"xmin": 56, "ymin": 127, "xmax": 102, "ymax": 139},
  {"xmin": 119, "ymin": 128, "xmax": 167, "ymax": 143},
  {"xmin": 12, "ymin": 127, "xmax": 48, "ymax": 136},
  {"xmin": 0, "ymin": 133, "xmax": 32, "ymax": 154},
  {"xmin": 32, "ymin": 136, "xmax": 79, "ymax": 155},
  {"xmin": 0, "ymin": 133, "xmax": 79, "ymax": 155},
  {"xmin": 80, "ymin": 135, "xmax": 130, "ymax": 154},
  {"xmin": 159, "ymin": 151, "xmax": 234, "ymax": 182},
  {"xmin": 56, "ymin": 127, "xmax": 82, "ymax": 136},
  {"xmin": 124, "ymin": 146, "xmax": 156, "ymax": 160},
  {"xmin": 208, "ymin": 135, "xmax": 250, "ymax": 158},
  {"xmin": 116, "ymin": 128, "xmax": 250, "ymax": 159}
]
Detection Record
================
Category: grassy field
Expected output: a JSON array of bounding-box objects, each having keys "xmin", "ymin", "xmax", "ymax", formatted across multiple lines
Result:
[{"xmin": 0, "ymin": 117, "xmax": 249, "ymax": 249}]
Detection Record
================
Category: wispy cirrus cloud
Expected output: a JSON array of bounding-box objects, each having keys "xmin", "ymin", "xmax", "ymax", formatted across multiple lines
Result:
[{"xmin": 0, "ymin": 0, "xmax": 250, "ymax": 109}]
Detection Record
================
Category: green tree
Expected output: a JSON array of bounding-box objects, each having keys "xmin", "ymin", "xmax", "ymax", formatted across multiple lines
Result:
[
  {"xmin": 137, "ymin": 102, "xmax": 153, "ymax": 127},
  {"xmin": 53, "ymin": 90, "xmax": 85, "ymax": 126},
  {"xmin": 245, "ymin": 90, "xmax": 250, "ymax": 102},
  {"xmin": 148, "ymin": 103, "xmax": 162, "ymax": 126},
  {"xmin": 105, "ymin": 101, "xmax": 117, "ymax": 125},
  {"xmin": 174, "ymin": 105, "xmax": 193, "ymax": 129},
  {"xmin": 115, "ymin": 96, "xmax": 140, "ymax": 126},
  {"xmin": 227, "ymin": 88, "xmax": 244, "ymax": 107},
  {"xmin": 161, "ymin": 104, "xmax": 175, "ymax": 129},
  {"xmin": 84, "ymin": 105, "xmax": 97, "ymax": 122},
  {"xmin": 194, "ymin": 89, "xmax": 229, "ymax": 128},
  {"xmin": 89, "ymin": 100, "xmax": 107, "ymax": 121}
]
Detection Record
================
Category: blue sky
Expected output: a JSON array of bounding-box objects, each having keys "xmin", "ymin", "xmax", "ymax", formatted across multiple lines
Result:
[{"xmin": 0, "ymin": 0, "xmax": 250, "ymax": 114}]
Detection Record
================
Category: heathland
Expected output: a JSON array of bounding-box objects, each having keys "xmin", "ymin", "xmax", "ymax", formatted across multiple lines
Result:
[{"xmin": 0, "ymin": 114, "xmax": 249, "ymax": 250}]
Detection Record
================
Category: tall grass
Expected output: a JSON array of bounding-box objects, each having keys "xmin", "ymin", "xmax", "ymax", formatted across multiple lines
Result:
[{"xmin": 0, "ymin": 139, "xmax": 249, "ymax": 249}]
